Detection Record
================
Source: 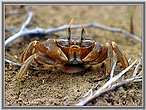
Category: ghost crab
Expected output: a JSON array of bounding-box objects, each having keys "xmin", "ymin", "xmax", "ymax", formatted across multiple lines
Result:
[{"xmin": 16, "ymin": 23, "xmax": 129, "ymax": 81}]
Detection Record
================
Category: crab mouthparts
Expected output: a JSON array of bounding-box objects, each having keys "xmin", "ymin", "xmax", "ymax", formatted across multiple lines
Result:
[{"xmin": 61, "ymin": 64, "xmax": 86, "ymax": 73}]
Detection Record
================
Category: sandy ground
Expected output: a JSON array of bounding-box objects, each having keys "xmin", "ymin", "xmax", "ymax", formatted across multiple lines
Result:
[{"xmin": 4, "ymin": 5, "xmax": 143, "ymax": 106}]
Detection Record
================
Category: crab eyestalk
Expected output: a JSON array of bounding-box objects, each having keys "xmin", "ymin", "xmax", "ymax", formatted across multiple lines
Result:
[
  {"xmin": 80, "ymin": 25, "xmax": 86, "ymax": 46},
  {"xmin": 68, "ymin": 18, "xmax": 74, "ymax": 46},
  {"xmin": 68, "ymin": 27, "xmax": 71, "ymax": 46}
]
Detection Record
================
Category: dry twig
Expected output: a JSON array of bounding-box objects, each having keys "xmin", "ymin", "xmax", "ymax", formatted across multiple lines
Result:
[
  {"xmin": 5, "ymin": 11, "xmax": 33, "ymax": 46},
  {"xmin": 75, "ymin": 59, "xmax": 142, "ymax": 106}
]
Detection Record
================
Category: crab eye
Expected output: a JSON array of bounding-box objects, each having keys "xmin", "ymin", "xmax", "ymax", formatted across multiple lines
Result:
[
  {"xmin": 57, "ymin": 40, "xmax": 69, "ymax": 47},
  {"xmin": 81, "ymin": 40, "xmax": 95, "ymax": 47}
]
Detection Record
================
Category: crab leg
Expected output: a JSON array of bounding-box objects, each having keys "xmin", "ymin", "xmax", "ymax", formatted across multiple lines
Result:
[
  {"xmin": 16, "ymin": 54, "xmax": 38, "ymax": 81},
  {"xmin": 20, "ymin": 40, "xmax": 50, "ymax": 63},
  {"xmin": 111, "ymin": 41, "xmax": 129, "ymax": 68},
  {"xmin": 20, "ymin": 40, "xmax": 52, "ymax": 63},
  {"xmin": 102, "ymin": 41, "xmax": 129, "ymax": 74},
  {"xmin": 96, "ymin": 41, "xmax": 129, "ymax": 74},
  {"xmin": 17, "ymin": 53, "xmax": 61, "ymax": 81},
  {"xmin": 20, "ymin": 41, "xmax": 38, "ymax": 63},
  {"xmin": 104, "ymin": 42, "xmax": 115, "ymax": 74}
]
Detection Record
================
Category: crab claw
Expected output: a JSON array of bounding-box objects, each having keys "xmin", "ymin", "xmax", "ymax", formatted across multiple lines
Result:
[
  {"xmin": 82, "ymin": 42, "xmax": 102, "ymax": 63},
  {"xmin": 44, "ymin": 39, "xmax": 68, "ymax": 63}
]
